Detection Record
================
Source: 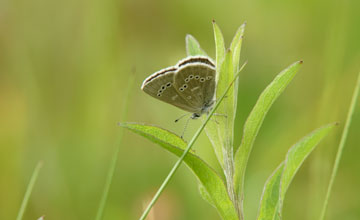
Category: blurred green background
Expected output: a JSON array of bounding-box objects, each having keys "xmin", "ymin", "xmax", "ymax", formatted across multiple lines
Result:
[{"xmin": 1, "ymin": 0, "xmax": 359, "ymax": 219}]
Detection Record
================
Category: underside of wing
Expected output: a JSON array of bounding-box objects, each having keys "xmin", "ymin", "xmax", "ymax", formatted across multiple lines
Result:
[
  {"xmin": 141, "ymin": 69, "xmax": 198, "ymax": 113},
  {"xmin": 173, "ymin": 63, "xmax": 216, "ymax": 111}
]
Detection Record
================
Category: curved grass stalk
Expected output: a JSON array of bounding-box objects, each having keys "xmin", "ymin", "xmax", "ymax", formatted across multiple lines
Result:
[
  {"xmin": 16, "ymin": 161, "xmax": 43, "ymax": 220},
  {"xmin": 95, "ymin": 73, "xmax": 135, "ymax": 220},
  {"xmin": 319, "ymin": 72, "xmax": 360, "ymax": 220}
]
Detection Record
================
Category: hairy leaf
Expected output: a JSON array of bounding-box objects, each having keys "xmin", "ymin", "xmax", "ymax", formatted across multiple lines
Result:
[
  {"xmin": 120, "ymin": 123, "xmax": 238, "ymax": 220},
  {"xmin": 257, "ymin": 123, "xmax": 336, "ymax": 220},
  {"xmin": 234, "ymin": 61, "xmax": 303, "ymax": 203},
  {"xmin": 257, "ymin": 163, "xmax": 284, "ymax": 220}
]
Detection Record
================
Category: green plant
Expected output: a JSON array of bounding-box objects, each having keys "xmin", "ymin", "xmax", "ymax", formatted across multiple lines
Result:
[
  {"xmin": 319, "ymin": 72, "xmax": 360, "ymax": 220},
  {"xmin": 120, "ymin": 21, "xmax": 337, "ymax": 220},
  {"xmin": 16, "ymin": 161, "xmax": 43, "ymax": 220}
]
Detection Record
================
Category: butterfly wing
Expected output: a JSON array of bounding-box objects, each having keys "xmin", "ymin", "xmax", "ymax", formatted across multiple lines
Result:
[
  {"xmin": 141, "ymin": 67, "xmax": 199, "ymax": 113},
  {"xmin": 173, "ymin": 61, "xmax": 216, "ymax": 112}
]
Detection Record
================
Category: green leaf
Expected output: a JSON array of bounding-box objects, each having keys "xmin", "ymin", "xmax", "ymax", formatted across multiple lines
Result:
[
  {"xmin": 203, "ymin": 21, "xmax": 228, "ymax": 168},
  {"xmin": 229, "ymin": 22, "xmax": 246, "ymax": 114},
  {"xmin": 120, "ymin": 123, "xmax": 239, "ymax": 220},
  {"xmin": 257, "ymin": 163, "xmax": 284, "ymax": 220},
  {"xmin": 199, "ymin": 183, "xmax": 215, "ymax": 207},
  {"xmin": 217, "ymin": 50, "xmax": 234, "ymax": 120},
  {"xmin": 205, "ymin": 50, "xmax": 234, "ymax": 168},
  {"xmin": 257, "ymin": 123, "xmax": 336, "ymax": 220},
  {"xmin": 278, "ymin": 123, "xmax": 337, "ymax": 212},
  {"xmin": 212, "ymin": 20, "xmax": 226, "ymax": 82},
  {"xmin": 234, "ymin": 61, "xmax": 303, "ymax": 203},
  {"xmin": 216, "ymin": 50, "xmax": 235, "ymax": 159},
  {"xmin": 230, "ymin": 22, "xmax": 246, "ymax": 73},
  {"xmin": 185, "ymin": 34, "xmax": 207, "ymax": 56},
  {"xmin": 204, "ymin": 119, "xmax": 225, "ymax": 167}
]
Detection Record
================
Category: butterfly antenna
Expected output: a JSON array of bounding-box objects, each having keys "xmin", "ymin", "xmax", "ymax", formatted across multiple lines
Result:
[
  {"xmin": 174, "ymin": 113, "xmax": 191, "ymax": 123},
  {"xmin": 180, "ymin": 117, "xmax": 191, "ymax": 139}
]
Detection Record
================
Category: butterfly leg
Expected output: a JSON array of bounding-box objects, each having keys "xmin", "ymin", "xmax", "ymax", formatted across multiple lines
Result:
[
  {"xmin": 211, "ymin": 118, "xmax": 220, "ymax": 124},
  {"xmin": 213, "ymin": 113, "xmax": 227, "ymax": 118},
  {"xmin": 180, "ymin": 116, "xmax": 192, "ymax": 139}
]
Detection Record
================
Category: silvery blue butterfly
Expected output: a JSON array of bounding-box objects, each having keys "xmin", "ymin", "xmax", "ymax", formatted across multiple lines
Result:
[{"xmin": 141, "ymin": 56, "xmax": 216, "ymax": 120}]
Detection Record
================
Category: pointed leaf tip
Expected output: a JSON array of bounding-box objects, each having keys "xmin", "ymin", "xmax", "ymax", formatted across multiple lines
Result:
[
  {"xmin": 234, "ymin": 60, "xmax": 303, "ymax": 199},
  {"xmin": 185, "ymin": 34, "xmax": 207, "ymax": 56}
]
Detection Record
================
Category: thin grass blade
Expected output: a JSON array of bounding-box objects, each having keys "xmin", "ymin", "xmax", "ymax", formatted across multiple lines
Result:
[
  {"xmin": 319, "ymin": 72, "xmax": 360, "ymax": 220},
  {"xmin": 16, "ymin": 161, "xmax": 43, "ymax": 220},
  {"xmin": 95, "ymin": 73, "xmax": 135, "ymax": 220}
]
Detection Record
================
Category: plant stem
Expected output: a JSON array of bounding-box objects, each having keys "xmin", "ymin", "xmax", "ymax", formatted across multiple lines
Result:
[
  {"xmin": 223, "ymin": 147, "xmax": 234, "ymax": 197},
  {"xmin": 139, "ymin": 63, "xmax": 247, "ymax": 220},
  {"xmin": 223, "ymin": 147, "xmax": 241, "ymax": 218},
  {"xmin": 16, "ymin": 161, "xmax": 43, "ymax": 220},
  {"xmin": 319, "ymin": 72, "xmax": 360, "ymax": 220},
  {"xmin": 95, "ymin": 73, "xmax": 135, "ymax": 220}
]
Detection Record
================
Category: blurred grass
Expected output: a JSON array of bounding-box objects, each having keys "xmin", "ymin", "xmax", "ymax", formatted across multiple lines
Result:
[
  {"xmin": 16, "ymin": 161, "xmax": 42, "ymax": 220},
  {"xmin": 0, "ymin": 0, "xmax": 359, "ymax": 219}
]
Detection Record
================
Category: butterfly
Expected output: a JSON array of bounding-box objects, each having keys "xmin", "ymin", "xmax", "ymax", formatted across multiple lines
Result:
[{"xmin": 141, "ymin": 56, "xmax": 216, "ymax": 120}]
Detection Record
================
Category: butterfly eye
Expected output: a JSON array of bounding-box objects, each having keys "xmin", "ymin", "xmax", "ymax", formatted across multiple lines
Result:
[
  {"xmin": 166, "ymin": 82, "xmax": 171, "ymax": 87},
  {"xmin": 161, "ymin": 85, "xmax": 166, "ymax": 90},
  {"xmin": 206, "ymin": 76, "xmax": 212, "ymax": 80},
  {"xmin": 183, "ymin": 84, "xmax": 188, "ymax": 89},
  {"xmin": 158, "ymin": 89, "xmax": 163, "ymax": 93},
  {"xmin": 189, "ymin": 75, "xmax": 194, "ymax": 79},
  {"xmin": 200, "ymin": 78, "xmax": 205, "ymax": 82},
  {"xmin": 185, "ymin": 78, "xmax": 190, "ymax": 83},
  {"xmin": 195, "ymin": 75, "xmax": 200, "ymax": 80},
  {"xmin": 179, "ymin": 87, "xmax": 184, "ymax": 92},
  {"xmin": 157, "ymin": 93, "xmax": 162, "ymax": 97}
]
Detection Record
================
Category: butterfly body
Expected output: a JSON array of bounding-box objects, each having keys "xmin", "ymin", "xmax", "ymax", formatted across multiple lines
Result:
[{"xmin": 141, "ymin": 56, "xmax": 216, "ymax": 118}]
